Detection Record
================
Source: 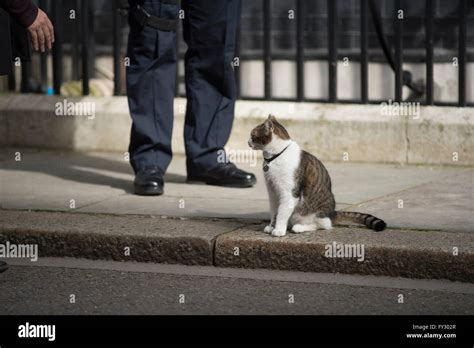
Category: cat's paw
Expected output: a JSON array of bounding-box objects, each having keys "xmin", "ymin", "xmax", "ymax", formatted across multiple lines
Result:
[
  {"xmin": 263, "ymin": 225, "xmax": 274, "ymax": 234},
  {"xmin": 271, "ymin": 227, "xmax": 287, "ymax": 237},
  {"xmin": 291, "ymin": 224, "xmax": 317, "ymax": 233},
  {"xmin": 291, "ymin": 224, "xmax": 307, "ymax": 233},
  {"xmin": 315, "ymin": 217, "xmax": 332, "ymax": 230}
]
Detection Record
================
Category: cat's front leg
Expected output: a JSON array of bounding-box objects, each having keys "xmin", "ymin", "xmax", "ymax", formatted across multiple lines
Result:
[
  {"xmin": 264, "ymin": 183, "xmax": 278, "ymax": 234},
  {"xmin": 272, "ymin": 194, "xmax": 295, "ymax": 237}
]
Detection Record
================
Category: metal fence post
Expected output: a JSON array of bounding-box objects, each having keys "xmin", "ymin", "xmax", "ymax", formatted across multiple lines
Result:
[
  {"xmin": 360, "ymin": 0, "xmax": 368, "ymax": 103},
  {"xmin": 81, "ymin": 0, "xmax": 90, "ymax": 95},
  {"xmin": 328, "ymin": 0, "xmax": 338, "ymax": 103}
]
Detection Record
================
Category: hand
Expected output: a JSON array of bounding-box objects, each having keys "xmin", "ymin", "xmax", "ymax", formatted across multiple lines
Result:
[{"xmin": 28, "ymin": 8, "xmax": 54, "ymax": 52}]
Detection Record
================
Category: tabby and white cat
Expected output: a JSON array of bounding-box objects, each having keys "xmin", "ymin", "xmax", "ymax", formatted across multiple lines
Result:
[{"xmin": 248, "ymin": 115, "xmax": 386, "ymax": 237}]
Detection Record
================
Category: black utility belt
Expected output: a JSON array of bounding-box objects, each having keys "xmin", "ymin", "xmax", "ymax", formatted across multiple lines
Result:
[{"xmin": 130, "ymin": 4, "xmax": 178, "ymax": 32}]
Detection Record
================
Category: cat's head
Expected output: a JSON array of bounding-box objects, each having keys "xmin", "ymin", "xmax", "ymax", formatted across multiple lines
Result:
[{"xmin": 248, "ymin": 115, "xmax": 290, "ymax": 150}]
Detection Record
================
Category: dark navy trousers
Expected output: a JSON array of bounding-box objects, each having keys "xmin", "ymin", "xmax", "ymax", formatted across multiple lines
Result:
[{"xmin": 126, "ymin": 0, "xmax": 241, "ymax": 175}]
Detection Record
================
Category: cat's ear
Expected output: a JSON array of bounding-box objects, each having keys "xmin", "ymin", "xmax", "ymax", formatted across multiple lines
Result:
[
  {"xmin": 265, "ymin": 114, "xmax": 276, "ymax": 131},
  {"xmin": 264, "ymin": 116, "xmax": 274, "ymax": 131}
]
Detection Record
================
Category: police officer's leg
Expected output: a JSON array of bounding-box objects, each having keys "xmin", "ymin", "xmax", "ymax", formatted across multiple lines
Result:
[
  {"xmin": 126, "ymin": 0, "xmax": 179, "ymax": 194},
  {"xmin": 182, "ymin": 0, "xmax": 255, "ymax": 187}
]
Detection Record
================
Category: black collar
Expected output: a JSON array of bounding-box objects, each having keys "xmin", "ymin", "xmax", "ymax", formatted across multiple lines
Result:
[{"xmin": 263, "ymin": 144, "xmax": 290, "ymax": 169}]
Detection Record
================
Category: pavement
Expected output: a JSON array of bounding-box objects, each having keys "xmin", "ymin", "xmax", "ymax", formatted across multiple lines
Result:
[
  {"xmin": 0, "ymin": 148, "xmax": 473, "ymax": 282},
  {"xmin": 2, "ymin": 257, "xmax": 473, "ymax": 315}
]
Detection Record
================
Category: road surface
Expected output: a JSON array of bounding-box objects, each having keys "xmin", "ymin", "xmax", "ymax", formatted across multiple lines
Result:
[{"xmin": 1, "ymin": 258, "xmax": 473, "ymax": 315}]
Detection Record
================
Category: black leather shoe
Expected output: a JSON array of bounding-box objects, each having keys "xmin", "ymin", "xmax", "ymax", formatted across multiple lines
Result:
[
  {"xmin": 134, "ymin": 166, "xmax": 164, "ymax": 196},
  {"xmin": 0, "ymin": 261, "xmax": 8, "ymax": 273},
  {"xmin": 188, "ymin": 163, "xmax": 256, "ymax": 188}
]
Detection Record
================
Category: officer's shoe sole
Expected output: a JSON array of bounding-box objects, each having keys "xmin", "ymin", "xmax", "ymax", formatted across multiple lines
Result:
[
  {"xmin": 0, "ymin": 261, "xmax": 8, "ymax": 273},
  {"xmin": 134, "ymin": 185, "xmax": 164, "ymax": 196},
  {"xmin": 186, "ymin": 177, "xmax": 256, "ymax": 188}
]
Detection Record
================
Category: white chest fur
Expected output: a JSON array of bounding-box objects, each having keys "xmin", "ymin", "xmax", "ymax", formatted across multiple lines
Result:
[
  {"xmin": 264, "ymin": 140, "xmax": 301, "ymax": 193},
  {"xmin": 262, "ymin": 140, "xmax": 301, "ymax": 236}
]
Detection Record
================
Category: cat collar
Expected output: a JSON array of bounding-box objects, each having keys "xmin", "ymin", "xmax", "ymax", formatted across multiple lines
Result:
[{"xmin": 263, "ymin": 144, "xmax": 290, "ymax": 172}]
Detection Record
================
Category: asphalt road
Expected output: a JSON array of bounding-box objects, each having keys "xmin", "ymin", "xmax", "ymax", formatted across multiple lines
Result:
[{"xmin": 1, "ymin": 258, "xmax": 473, "ymax": 315}]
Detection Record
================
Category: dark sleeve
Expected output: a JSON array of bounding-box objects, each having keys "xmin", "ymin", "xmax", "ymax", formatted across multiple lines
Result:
[{"xmin": 1, "ymin": 0, "xmax": 38, "ymax": 28}]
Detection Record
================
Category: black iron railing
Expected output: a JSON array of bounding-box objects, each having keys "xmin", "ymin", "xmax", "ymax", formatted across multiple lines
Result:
[{"xmin": 7, "ymin": 0, "xmax": 473, "ymax": 107}]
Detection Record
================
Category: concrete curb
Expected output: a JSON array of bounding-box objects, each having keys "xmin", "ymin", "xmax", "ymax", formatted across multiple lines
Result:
[
  {"xmin": 215, "ymin": 226, "xmax": 474, "ymax": 283},
  {"xmin": 1, "ymin": 94, "xmax": 473, "ymax": 165},
  {"xmin": 0, "ymin": 210, "xmax": 472, "ymax": 282},
  {"xmin": 0, "ymin": 210, "xmax": 244, "ymax": 266}
]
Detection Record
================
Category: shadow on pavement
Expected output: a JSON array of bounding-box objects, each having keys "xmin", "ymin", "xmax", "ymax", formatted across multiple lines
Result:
[{"xmin": 0, "ymin": 149, "xmax": 187, "ymax": 194}]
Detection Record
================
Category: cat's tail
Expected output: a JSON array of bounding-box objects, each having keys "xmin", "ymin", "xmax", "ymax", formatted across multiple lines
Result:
[{"xmin": 331, "ymin": 211, "xmax": 387, "ymax": 231}]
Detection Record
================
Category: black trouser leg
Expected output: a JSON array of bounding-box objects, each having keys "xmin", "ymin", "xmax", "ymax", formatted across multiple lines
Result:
[
  {"xmin": 126, "ymin": 0, "xmax": 179, "ymax": 174},
  {"xmin": 182, "ymin": 0, "xmax": 242, "ymax": 174}
]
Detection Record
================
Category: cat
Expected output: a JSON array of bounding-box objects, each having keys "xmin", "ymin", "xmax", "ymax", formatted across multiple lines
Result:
[{"xmin": 248, "ymin": 115, "xmax": 386, "ymax": 237}]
